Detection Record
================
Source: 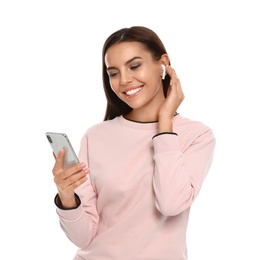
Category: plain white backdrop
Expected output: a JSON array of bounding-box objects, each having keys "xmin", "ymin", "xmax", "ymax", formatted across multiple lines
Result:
[{"xmin": 1, "ymin": 0, "xmax": 261, "ymax": 259}]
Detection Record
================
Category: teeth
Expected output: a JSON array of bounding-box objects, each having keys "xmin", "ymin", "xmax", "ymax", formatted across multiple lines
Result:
[{"xmin": 126, "ymin": 87, "xmax": 142, "ymax": 96}]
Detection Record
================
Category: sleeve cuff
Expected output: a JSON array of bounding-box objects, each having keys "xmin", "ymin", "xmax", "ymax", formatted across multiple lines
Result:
[
  {"xmin": 54, "ymin": 193, "xmax": 81, "ymax": 210},
  {"xmin": 152, "ymin": 132, "xmax": 178, "ymax": 139},
  {"xmin": 153, "ymin": 132, "xmax": 180, "ymax": 155}
]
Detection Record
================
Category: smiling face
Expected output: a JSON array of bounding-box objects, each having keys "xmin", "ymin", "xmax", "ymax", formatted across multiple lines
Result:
[{"xmin": 105, "ymin": 42, "xmax": 165, "ymax": 121}]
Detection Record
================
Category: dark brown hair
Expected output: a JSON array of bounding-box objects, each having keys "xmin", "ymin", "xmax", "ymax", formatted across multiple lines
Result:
[{"xmin": 102, "ymin": 26, "xmax": 171, "ymax": 120}]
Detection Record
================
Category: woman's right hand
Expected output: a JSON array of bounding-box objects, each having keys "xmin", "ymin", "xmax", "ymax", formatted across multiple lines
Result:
[{"xmin": 52, "ymin": 148, "xmax": 89, "ymax": 208}]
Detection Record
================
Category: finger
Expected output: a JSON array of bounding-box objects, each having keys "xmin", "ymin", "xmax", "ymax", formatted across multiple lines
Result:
[
  {"xmin": 66, "ymin": 167, "xmax": 89, "ymax": 186},
  {"xmin": 69, "ymin": 174, "xmax": 88, "ymax": 190},
  {"xmin": 165, "ymin": 67, "xmax": 184, "ymax": 101},
  {"xmin": 55, "ymin": 167, "xmax": 89, "ymax": 190},
  {"xmin": 166, "ymin": 66, "xmax": 178, "ymax": 80},
  {"xmin": 167, "ymin": 67, "xmax": 182, "ymax": 92},
  {"xmin": 165, "ymin": 66, "xmax": 178, "ymax": 86},
  {"xmin": 54, "ymin": 161, "xmax": 87, "ymax": 183},
  {"xmin": 62, "ymin": 162, "xmax": 87, "ymax": 179},
  {"xmin": 52, "ymin": 149, "xmax": 65, "ymax": 176}
]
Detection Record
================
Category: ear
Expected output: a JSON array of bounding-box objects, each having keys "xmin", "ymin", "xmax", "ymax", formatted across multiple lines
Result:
[{"xmin": 161, "ymin": 54, "xmax": 170, "ymax": 66}]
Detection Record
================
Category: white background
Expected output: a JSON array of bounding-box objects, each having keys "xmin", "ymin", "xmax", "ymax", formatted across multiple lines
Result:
[{"xmin": 1, "ymin": 0, "xmax": 261, "ymax": 259}]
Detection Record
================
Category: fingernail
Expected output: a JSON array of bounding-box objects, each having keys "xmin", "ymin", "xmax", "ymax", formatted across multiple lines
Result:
[
  {"xmin": 84, "ymin": 168, "xmax": 90, "ymax": 174},
  {"xmin": 80, "ymin": 162, "xmax": 86, "ymax": 167}
]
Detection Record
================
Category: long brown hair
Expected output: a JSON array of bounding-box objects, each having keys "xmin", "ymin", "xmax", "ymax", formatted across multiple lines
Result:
[{"xmin": 102, "ymin": 26, "xmax": 171, "ymax": 121}]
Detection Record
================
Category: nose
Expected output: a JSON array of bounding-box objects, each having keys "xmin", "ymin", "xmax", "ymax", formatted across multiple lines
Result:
[{"xmin": 120, "ymin": 70, "xmax": 133, "ymax": 86}]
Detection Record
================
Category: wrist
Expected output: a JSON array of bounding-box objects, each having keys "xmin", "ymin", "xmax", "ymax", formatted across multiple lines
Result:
[
  {"xmin": 55, "ymin": 193, "xmax": 80, "ymax": 209},
  {"xmin": 158, "ymin": 117, "xmax": 173, "ymax": 133}
]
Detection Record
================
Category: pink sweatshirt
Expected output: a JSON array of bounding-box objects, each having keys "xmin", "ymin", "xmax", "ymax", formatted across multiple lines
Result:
[{"xmin": 56, "ymin": 114, "xmax": 216, "ymax": 260}]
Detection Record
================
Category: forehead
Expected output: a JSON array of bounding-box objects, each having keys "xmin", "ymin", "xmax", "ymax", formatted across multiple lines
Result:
[{"xmin": 105, "ymin": 41, "xmax": 151, "ymax": 67}]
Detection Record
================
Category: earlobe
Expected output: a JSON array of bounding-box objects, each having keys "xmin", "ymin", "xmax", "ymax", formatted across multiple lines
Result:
[{"xmin": 161, "ymin": 64, "xmax": 166, "ymax": 80}]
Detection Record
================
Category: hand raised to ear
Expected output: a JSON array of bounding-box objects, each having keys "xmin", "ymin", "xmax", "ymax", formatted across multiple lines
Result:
[{"xmin": 159, "ymin": 65, "xmax": 184, "ymax": 118}]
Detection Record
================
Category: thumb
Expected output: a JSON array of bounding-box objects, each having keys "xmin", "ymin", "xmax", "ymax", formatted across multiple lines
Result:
[{"xmin": 55, "ymin": 148, "xmax": 65, "ymax": 168}]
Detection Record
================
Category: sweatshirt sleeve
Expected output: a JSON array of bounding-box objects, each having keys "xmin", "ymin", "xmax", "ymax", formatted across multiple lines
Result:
[
  {"xmin": 55, "ymin": 134, "xmax": 99, "ymax": 248},
  {"xmin": 152, "ymin": 125, "xmax": 216, "ymax": 216}
]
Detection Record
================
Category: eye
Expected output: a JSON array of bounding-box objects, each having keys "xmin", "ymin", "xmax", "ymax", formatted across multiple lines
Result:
[
  {"xmin": 130, "ymin": 64, "xmax": 141, "ymax": 70},
  {"xmin": 108, "ymin": 71, "xmax": 119, "ymax": 78}
]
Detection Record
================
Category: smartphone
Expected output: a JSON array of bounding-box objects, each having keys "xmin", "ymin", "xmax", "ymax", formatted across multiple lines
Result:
[{"xmin": 46, "ymin": 132, "xmax": 79, "ymax": 169}]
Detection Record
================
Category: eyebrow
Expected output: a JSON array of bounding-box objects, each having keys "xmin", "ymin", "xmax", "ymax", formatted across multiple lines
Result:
[{"xmin": 106, "ymin": 56, "xmax": 142, "ymax": 71}]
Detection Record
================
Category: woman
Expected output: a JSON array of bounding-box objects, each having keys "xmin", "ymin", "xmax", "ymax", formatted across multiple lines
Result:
[{"xmin": 52, "ymin": 26, "xmax": 216, "ymax": 259}]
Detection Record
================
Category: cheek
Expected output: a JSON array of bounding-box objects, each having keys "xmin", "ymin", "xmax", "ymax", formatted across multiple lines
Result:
[
  {"xmin": 110, "ymin": 80, "xmax": 124, "ymax": 100},
  {"xmin": 139, "ymin": 66, "xmax": 159, "ymax": 83},
  {"xmin": 109, "ymin": 79, "xmax": 117, "ymax": 93},
  {"xmin": 137, "ymin": 69, "xmax": 149, "ymax": 81}
]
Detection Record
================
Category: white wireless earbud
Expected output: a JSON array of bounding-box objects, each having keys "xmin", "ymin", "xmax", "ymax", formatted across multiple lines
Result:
[{"xmin": 161, "ymin": 64, "xmax": 166, "ymax": 80}]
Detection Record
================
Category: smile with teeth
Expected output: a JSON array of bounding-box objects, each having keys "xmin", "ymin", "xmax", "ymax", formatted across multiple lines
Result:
[{"xmin": 125, "ymin": 87, "xmax": 142, "ymax": 96}]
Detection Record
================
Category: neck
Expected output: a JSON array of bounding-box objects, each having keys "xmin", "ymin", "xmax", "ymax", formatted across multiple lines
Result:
[{"xmin": 124, "ymin": 108, "xmax": 159, "ymax": 123}]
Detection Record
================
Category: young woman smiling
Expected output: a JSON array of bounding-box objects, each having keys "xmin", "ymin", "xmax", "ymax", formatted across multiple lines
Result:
[{"xmin": 51, "ymin": 26, "xmax": 216, "ymax": 260}]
